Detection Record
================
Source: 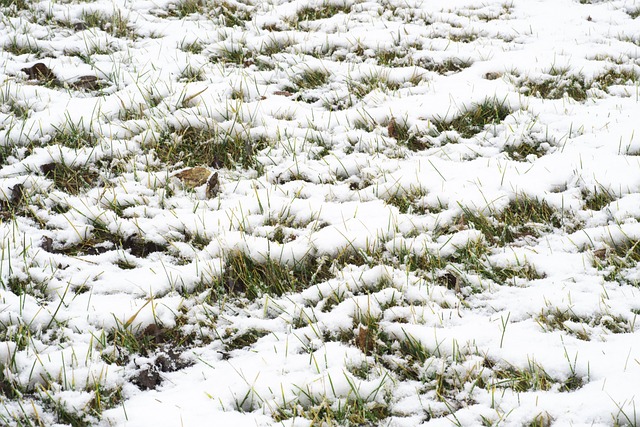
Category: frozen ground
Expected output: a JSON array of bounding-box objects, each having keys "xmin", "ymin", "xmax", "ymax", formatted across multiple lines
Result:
[{"xmin": 0, "ymin": 0, "xmax": 639, "ymax": 425}]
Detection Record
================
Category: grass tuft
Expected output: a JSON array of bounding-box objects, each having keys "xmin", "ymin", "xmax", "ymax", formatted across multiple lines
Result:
[{"xmin": 433, "ymin": 98, "xmax": 511, "ymax": 138}]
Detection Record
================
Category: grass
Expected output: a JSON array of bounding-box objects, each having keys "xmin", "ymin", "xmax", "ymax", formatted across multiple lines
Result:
[
  {"xmin": 150, "ymin": 123, "xmax": 266, "ymax": 170},
  {"xmin": 0, "ymin": 0, "xmax": 636, "ymax": 425},
  {"xmin": 296, "ymin": 3, "xmax": 352, "ymax": 21},
  {"xmin": 593, "ymin": 238, "xmax": 640, "ymax": 286},
  {"xmin": 80, "ymin": 10, "xmax": 133, "ymax": 38},
  {"xmin": 433, "ymin": 98, "xmax": 511, "ymax": 138},
  {"xmin": 0, "ymin": 0, "xmax": 28, "ymax": 9},
  {"xmin": 460, "ymin": 196, "xmax": 562, "ymax": 246},
  {"xmin": 517, "ymin": 67, "xmax": 589, "ymax": 101},
  {"xmin": 217, "ymin": 251, "xmax": 332, "ymax": 300},
  {"xmin": 41, "ymin": 161, "xmax": 98, "ymax": 195}
]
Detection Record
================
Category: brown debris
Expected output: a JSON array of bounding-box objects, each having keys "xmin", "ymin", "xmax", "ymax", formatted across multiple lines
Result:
[
  {"xmin": 593, "ymin": 248, "xmax": 607, "ymax": 260},
  {"xmin": 70, "ymin": 75, "xmax": 101, "ymax": 90},
  {"xmin": 356, "ymin": 325, "xmax": 375, "ymax": 354},
  {"xmin": 21, "ymin": 63, "xmax": 57, "ymax": 82},
  {"xmin": 9, "ymin": 184, "xmax": 24, "ymax": 206},
  {"xmin": 387, "ymin": 117, "xmax": 397, "ymax": 138},
  {"xmin": 206, "ymin": 171, "xmax": 219, "ymax": 199},
  {"xmin": 41, "ymin": 236, "xmax": 54, "ymax": 252},
  {"xmin": 132, "ymin": 366, "xmax": 161, "ymax": 390},
  {"xmin": 484, "ymin": 72, "xmax": 502, "ymax": 80},
  {"xmin": 273, "ymin": 90, "xmax": 293, "ymax": 97},
  {"xmin": 173, "ymin": 167, "xmax": 212, "ymax": 189}
]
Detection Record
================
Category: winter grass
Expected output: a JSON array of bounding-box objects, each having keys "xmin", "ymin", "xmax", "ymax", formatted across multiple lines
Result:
[{"xmin": 1, "ymin": 0, "xmax": 640, "ymax": 426}]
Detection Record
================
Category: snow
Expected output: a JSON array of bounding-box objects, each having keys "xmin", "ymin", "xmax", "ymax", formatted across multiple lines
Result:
[{"xmin": 1, "ymin": 0, "xmax": 640, "ymax": 425}]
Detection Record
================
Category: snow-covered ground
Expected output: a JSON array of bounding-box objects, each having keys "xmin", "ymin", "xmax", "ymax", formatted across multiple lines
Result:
[{"xmin": 1, "ymin": 0, "xmax": 639, "ymax": 425}]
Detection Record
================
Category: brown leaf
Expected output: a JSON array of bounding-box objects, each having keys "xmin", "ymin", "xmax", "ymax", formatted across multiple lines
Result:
[
  {"xmin": 206, "ymin": 171, "xmax": 219, "ymax": 199},
  {"xmin": 357, "ymin": 325, "xmax": 374, "ymax": 354},
  {"xmin": 71, "ymin": 75, "xmax": 101, "ymax": 90},
  {"xmin": 9, "ymin": 184, "xmax": 24, "ymax": 206},
  {"xmin": 173, "ymin": 167, "xmax": 212, "ymax": 189},
  {"xmin": 273, "ymin": 90, "xmax": 293, "ymax": 97},
  {"xmin": 21, "ymin": 63, "xmax": 56, "ymax": 81},
  {"xmin": 387, "ymin": 117, "xmax": 397, "ymax": 139},
  {"xmin": 593, "ymin": 248, "xmax": 607, "ymax": 260},
  {"xmin": 41, "ymin": 236, "xmax": 53, "ymax": 252}
]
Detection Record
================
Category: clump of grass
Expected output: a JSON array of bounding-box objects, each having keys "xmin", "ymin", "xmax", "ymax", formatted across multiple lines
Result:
[
  {"xmin": 0, "ymin": 92, "xmax": 31, "ymax": 119},
  {"xmin": 273, "ymin": 379, "xmax": 390, "ymax": 425},
  {"xmin": 50, "ymin": 122, "xmax": 96, "ymax": 149},
  {"xmin": 290, "ymin": 67, "xmax": 330, "ymax": 91},
  {"xmin": 418, "ymin": 57, "xmax": 473, "ymax": 75},
  {"xmin": 41, "ymin": 162, "xmax": 98, "ymax": 195},
  {"xmin": 382, "ymin": 187, "xmax": 428, "ymax": 214},
  {"xmin": 259, "ymin": 36, "xmax": 293, "ymax": 56},
  {"xmin": 347, "ymin": 72, "xmax": 407, "ymax": 99},
  {"xmin": 480, "ymin": 262, "xmax": 543, "ymax": 286},
  {"xmin": 178, "ymin": 65, "xmax": 205, "ymax": 82},
  {"xmin": 593, "ymin": 239, "xmax": 640, "ymax": 286},
  {"xmin": 100, "ymin": 312, "xmax": 199, "ymax": 373},
  {"xmin": 583, "ymin": 186, "xmax": 617, "ymax": 211},
  {"xmin": 518, "ymin": 67, "xmax": 589, "ymax": 101},
  {"xmin": 459, "ymin": 197, "xmax": 561, "ymax": 246},
  {"xmin": 591, "ymin": 68, "xmax": 639, "ymax": 90},
  {"xmin": 3, "ymin": 38, "xmax": 45, "ymax": 57},
  {"xmin": 173, "ymin": 0, "xmax": 206, "ymax": 17},
  {"xmin": 376, "ymin": 49, "xmax": 410, "ymax": 66},
  {"xmin": 628, "ymin": 8, "xmax": 640, "ymax": 19},
  {"xmin": 296, "ymin": 3, "xmax": 351, "ymax": 21},
  {"xmin": 537, "ymin": 306, "xmax": 632, "ymax": 340},
  {"xmin": 490, "ymin": 358, "xmax": 582, "ymax": 392},
  {"xmin": 217, "ymin": 1, "xmax": 251, "ymax": 27},
  {"xmin": 180, "ymin": 41, "xmax": 203, "ymax": 54},
  {"xmin": 80, "ymin": 10, "xmax": 133, "ymax": 38},
  {"xmin": 0, "ymin": 0, "xmax": 29, "ymax": 9},
  {"xmin": 218, "ymin": 251, "xmax": 332, "ymax": 299},
  {"xmin": 210, "ymin": 45, "xmax": 252, "ymax": 66},
  {"xmin": 151, "ymin": 124, "xmax": 266, "ymax": 170},
  {"xmin": 225, "ymin": 329, "xmax": 270, "ymax": 351},
  {"xmin": 433, "ymin": 98, "xmax": 511, "ymax": 138},
  {"xmin": 502, "ymin": 135, "xmax": 551, "ymax": 161}
]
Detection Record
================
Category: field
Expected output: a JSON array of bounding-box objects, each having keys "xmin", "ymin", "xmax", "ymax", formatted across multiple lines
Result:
[{"xmin": 1, "ymin": 0, "xmax": 639, "ymax": 425}]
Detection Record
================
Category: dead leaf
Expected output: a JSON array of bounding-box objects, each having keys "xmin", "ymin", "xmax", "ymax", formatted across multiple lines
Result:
[
  {"xmin": 357, "ymin": 325, "xmax": 375, "ymax": 354},
  {"xmin": 71, "ymin": 75, "xmax": 101, "ymax": 90},
  {"xmin": 206, "ymin": 171, "xmax": 219, "ymax": 198},
  {"xmin": 273, "ymin": 90, "xmax": 293, "ymax": 96},
  {"xmin": 21, "ymin": 63, "xmax": 56, "ymax": 82},
  {"xmin": 593, "ymin": 248, "xmax": 607, "ymax": 260},
  {"xmin": 173, "ymin": 167, "xmax": 212, "ymax": 189},
  {"xmin": 41, "ymin": 236, "xmax": 53, "ymax": 252},
  {"xmin": 9, "ymin": 184, "xmax": 24, "ymax": 206},
  {"xmin": 387, "ymin": 117, "xmax": 397, "ymax": 138},
  {"xmin": 484, "ymin": 72, "xmax": 502, "ymax": 80}
]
